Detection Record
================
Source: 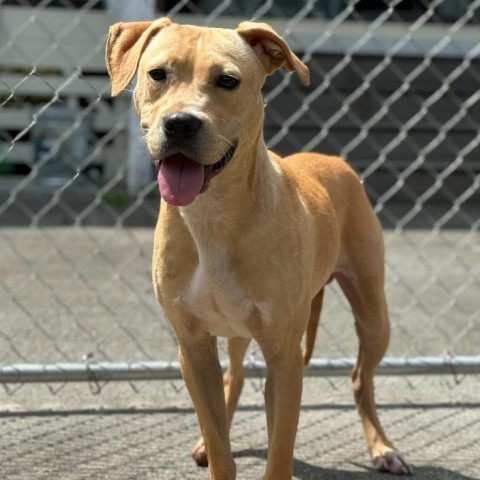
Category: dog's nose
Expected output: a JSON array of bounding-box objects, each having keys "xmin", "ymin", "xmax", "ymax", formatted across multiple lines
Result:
[{"xmin": 163, "ymin": 112, "xmax": 203, "ymax": 140}]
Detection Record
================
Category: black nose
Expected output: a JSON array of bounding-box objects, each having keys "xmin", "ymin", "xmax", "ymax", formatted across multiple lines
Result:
[{"xmin": 163, "ymin": 112, "xmax": 203, "ymax": 140}]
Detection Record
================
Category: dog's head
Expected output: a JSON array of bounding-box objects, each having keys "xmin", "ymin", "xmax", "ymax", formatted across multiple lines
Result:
[{"xmin": 106, "ymin": 18, "xmax": 309, "ymax": 206}]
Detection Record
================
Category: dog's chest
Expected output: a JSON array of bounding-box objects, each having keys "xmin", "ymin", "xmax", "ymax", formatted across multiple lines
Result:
[{"xmin": 177, "ymin": 246, "xmax": 255, "ymax": 338}]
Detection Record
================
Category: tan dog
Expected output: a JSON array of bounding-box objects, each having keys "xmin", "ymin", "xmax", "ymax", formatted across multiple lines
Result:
[{"xmin": 106, "ymin": 18, "xmax": 413, "ymax": 479}]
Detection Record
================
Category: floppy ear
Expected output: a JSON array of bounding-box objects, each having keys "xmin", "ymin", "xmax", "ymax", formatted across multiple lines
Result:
[
  {"xmin": 236, "ymin": 21, "xmax": 310, "ymax": 86},
  {"xmin": 106, "ymin": 17, "xmax": 172, "ymax": 96}
]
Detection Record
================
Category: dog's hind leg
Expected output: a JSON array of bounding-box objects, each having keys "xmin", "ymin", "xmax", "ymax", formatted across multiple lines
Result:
[
  {"xmin": 192, "ymin": 336, "xmax": 251, "ymax": 467},
  {"xmin": 335, "ymin": 268, "xmax": 413, "ymax": 475},
  {"xmin": 303, "ymin": 288, "xmax": 324, "ymax": 365},
  {"xmin": 223, "ymin": 337, "xmax": 252, "ymax": 428}
]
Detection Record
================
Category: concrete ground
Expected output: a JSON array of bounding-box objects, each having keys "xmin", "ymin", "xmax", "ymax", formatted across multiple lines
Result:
[{"xmin": 0, "ymin": 376, "xmax": 479, "ymax": 480}]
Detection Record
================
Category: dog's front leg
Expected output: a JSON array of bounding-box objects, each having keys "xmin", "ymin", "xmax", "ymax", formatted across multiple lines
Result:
[
  {"xmin": 193, "ymin": 336, "xmax": 252, "ymax": 467},
  {"xmin": 177, "ymin": 327, "xmax": 236, "ymax": 480},
  {"xmin": 261, "ymin": 338, "xmax": 304, "ymax": 480}
]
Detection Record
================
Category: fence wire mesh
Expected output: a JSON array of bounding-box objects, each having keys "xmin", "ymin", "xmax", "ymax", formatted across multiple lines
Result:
[{"xmin": 0, "ymin": 0, "xmax": 479, "ymax": 398}]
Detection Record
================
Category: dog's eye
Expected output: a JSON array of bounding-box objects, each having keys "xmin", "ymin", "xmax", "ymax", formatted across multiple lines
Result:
[
  {"xmin": 216, "ymin": 75, "xmax": 240, "ymax": 90},
  {"xmin": 149, "ymin": 68, "xmax": 167, "ymax": 82}
]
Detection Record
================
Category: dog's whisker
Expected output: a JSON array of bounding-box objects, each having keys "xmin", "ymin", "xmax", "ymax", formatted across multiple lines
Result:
[{"xmin": 214, "ymin": 135, "xmax": 235, "ymax": 152}]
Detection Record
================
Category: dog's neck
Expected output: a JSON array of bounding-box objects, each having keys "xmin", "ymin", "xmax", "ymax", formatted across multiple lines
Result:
[{"xmin": 173, "ymin": 136, "xmax": 282, "ymax": 250}]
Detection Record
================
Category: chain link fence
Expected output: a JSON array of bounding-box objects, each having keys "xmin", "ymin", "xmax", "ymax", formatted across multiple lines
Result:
[{"xmin": 0, "ymin": 0, "xmax": 479, "ymax": 395}]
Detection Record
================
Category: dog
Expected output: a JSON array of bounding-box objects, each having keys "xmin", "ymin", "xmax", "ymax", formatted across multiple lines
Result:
[{"xmin": 106, "ymin": 18, "xmax": 413, "ymax": 479}]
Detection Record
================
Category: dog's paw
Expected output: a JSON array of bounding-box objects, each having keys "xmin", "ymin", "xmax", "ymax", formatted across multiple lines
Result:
[
  {"xmin": 373, "ymin": 450, "xmax": 413, "ymax": 475},
  {"xmin": 192, "ymin": 439, "xmax": 209, "ymax": 467}
]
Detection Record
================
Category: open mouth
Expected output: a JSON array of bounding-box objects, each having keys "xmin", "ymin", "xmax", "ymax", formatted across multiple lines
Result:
[
  {"xmin": 210, "ymin": 144, "xmax": 237, "ymax": 174},
  {"xmin": 154, "ymin": 144, "xmax": 237, "ymax": 207}
]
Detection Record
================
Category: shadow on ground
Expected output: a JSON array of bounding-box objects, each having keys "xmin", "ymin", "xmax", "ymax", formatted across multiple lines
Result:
[{"xmin": 235, "ymin": 449, "xmax": 479, "ymax": 480}]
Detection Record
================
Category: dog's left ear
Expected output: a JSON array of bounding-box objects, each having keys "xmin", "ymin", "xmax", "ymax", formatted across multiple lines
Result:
[
  {"xmin": 236, "ymin": 21, "xmax": 310, "ymax": 86},
  {"xmin": 106, "ymin": 17, "xmax": 172, "ymax": 96}
]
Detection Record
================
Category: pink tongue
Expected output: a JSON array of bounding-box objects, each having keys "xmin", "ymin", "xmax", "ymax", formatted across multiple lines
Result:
[{"xmin": 157, "ymin": 154, "xmax": 205, "ymax": 206}]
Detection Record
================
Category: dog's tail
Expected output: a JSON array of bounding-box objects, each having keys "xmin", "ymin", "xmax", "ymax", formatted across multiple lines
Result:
[{"xmin": 303, "ymin": 288, "xmax": 325, "ymax": 366}]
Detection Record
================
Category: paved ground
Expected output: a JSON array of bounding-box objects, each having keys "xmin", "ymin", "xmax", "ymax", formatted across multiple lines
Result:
[{"xmin": 0, "ymin": 376, "xmax": 479, "ymax": 479}]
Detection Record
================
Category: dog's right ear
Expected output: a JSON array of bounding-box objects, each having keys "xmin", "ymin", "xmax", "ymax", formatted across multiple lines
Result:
[
  {"xmin": 237, "ymin": 21, "xmax": 310, "ymax": 86},
  {"xmin": 106, "ymin": 18, "xmax": 172, "ymax": 96}
]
